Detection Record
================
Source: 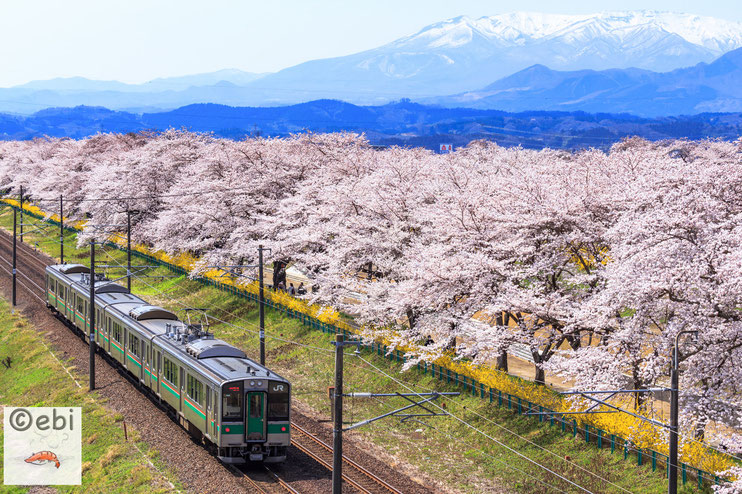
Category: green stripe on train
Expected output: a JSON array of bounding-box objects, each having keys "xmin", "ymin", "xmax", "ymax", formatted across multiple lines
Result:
[
  {"xmin": 267, "ymin": 423, "xmax": 289, "ymax": 434},
  {"xmin": 221, "ymin": 424, "xmax": 244, "ymax": 434},
  {"xmin": 184, "ymin": 398, "xmax": 206, "ymax": 420},
  {"xmin": 126, "ymin": 353, "xmax": 142, "ymax": 368},
  {"xmin": 161, "ymin": 379, "xmax": 179, "ymax": 398}
]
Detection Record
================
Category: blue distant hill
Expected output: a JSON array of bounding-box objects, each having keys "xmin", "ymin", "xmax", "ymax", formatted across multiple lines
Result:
[
  {"xmin": 1, "ymin": 100, "xmax": 741, "ymax": 150},
  {"xmin": 428, "ymin": 47, "xmax": 742, "ymax": 115}
]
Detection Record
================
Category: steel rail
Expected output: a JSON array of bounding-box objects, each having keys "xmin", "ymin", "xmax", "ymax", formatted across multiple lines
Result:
[
  {"xmin": 264, "ymin": 465, "xmax": 302, "ymax": 494},
  {"xmin": 291, "ymin": 422, "xmax": 403, "ymax": 494}
]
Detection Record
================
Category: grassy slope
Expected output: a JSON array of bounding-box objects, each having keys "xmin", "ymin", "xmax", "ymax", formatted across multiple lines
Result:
[
  {"xmin": 0, "ymin": 298, "xmax": 180, "ymax": 494},
  {"xmin": 0, "ymin": 207, "xmax": 706, "ymax": 494}
]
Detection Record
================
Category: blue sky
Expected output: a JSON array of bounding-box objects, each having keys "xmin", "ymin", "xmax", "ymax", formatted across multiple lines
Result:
[{"xmin": 1, "ymin": 0, "xmax": 741, "ymax": 87}]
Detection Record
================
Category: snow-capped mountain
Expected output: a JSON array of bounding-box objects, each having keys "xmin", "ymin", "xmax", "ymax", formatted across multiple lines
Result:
[
  {"xmin": 3, "ymin": 10, "xmax": 742, "ymax": 113},
  {"xmin": 224, "ymin": 10, "xmax": 742, "ymax": 105}
]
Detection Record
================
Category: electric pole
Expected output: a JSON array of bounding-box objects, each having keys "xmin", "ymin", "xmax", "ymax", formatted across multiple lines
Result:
[
  {"xmin": 12, "ymin": 209, "xmax": 17, "ymax": 307},
  {"xmin": 19, "ymin": 185, "xmax": 23, "ymax": 243},
  {"xmin": 59, "ymin": 195, "xmax": 64, "ymax": 264},
  {"xmin": 259, "ymin": 244, "xmax": 265, "ymax": 366},
  {"xmin": 127, "ymin": 210, "xmax": 132, "ymax": 292},
  {"xmin": 89, "ymin": 242, "xmax": 96, "ymax": 391},
  {"xmin": 668, "ymin": 330, "xmax": 697, "ymax": 494},
  {"xmin": 332, "ymin": 333, "xmax": 344, "ymax": 494}
]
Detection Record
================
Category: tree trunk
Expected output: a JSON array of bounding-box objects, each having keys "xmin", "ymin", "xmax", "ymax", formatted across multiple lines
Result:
[
  {"xmin": 531, "ymin": 342, "xmax": 553, "ymax": 386},
  {"xmin": 632, "ymin": 365, "xmax": 649, "ymax": 408},
  {"xmin": 406, "ymin": 307, "xmax": 418, "ymax": 331},
  {"xmin": 494, "ymin": 313, "xmax": 509, "ymax": 372},
  {"xmin": 496, "ymin": 350, "xmax": 508, "ymax": 372},
  {"xmin": 534, "ymin": 365, "xmax": 546, "ymax": 385},
  {"xmin": 693, "ymin": 418, "xmax": 707, "ymax": 441}
]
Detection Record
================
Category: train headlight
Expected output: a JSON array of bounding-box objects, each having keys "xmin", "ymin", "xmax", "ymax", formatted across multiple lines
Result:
[
  {"xmin": 257, "ymin": 381, "xmax": 263, "ymax": 386},
  {"xmin": 250, "ymin": 381, "xmax": 255, "ymax": 387}
]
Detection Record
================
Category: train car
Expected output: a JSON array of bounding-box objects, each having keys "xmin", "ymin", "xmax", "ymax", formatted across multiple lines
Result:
[{"xmin": 45, "ymin": 263, "xmax": 290, "ymax": 464}]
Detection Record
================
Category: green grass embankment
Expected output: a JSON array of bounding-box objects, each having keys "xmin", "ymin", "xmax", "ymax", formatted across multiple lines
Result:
[
  {"xmin": 0, "ymin": 298, "xmax": 180, "ymax": 494},
  {"xmin": 0, "ymin": 207, "xmax": 707, "ymax": 493}
]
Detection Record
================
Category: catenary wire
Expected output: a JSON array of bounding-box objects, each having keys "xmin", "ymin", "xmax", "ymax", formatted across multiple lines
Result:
[
  {"xmin": 353, "ymin": 354, "xmax": 596, "ymax": 494},
  {"xmin": 6, "ymin": 206, "xmax": 736, "ymax": 481}
]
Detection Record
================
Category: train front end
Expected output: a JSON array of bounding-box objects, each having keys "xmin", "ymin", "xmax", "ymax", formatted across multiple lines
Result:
[{"xmin": 218, "ymin": 378, "xmax": 290, "ymax": 463}]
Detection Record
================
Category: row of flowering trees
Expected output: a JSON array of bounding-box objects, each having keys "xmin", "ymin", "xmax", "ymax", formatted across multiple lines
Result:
[{"xmin": 1, "ymin": 131, "xmax": 741, "ymax": 485}]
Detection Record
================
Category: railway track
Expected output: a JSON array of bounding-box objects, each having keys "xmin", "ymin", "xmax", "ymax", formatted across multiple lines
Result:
[
  {"xmin": 230, "ymin": 463, "xmax": 301, "ymax": 494},
  {"xmin": 291, "ymin": 423, "xmax": 403, "ymax": 494},
  {"xmin": 0, "ymin": 225, "xmax": 309, "ymax": 494},
  {"xmin": 0, "ymin": 212, "xmax": 425, "ymax": 494}
]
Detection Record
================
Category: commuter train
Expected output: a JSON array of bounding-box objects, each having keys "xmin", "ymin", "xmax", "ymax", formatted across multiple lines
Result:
[{"xmin": 45, "ymin": 263, "xmax": 290, "ymax": 464}]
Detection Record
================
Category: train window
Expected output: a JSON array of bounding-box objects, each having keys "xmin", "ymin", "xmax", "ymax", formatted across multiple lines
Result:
[
  {"xmin": 187, "ymin": 374, "xmax": 203, "ymax": 405},
  {"xmin": 111, "ymin": 322, "xmax": 122, "ymax": 342},
  {"xmin": 163, "ymin": 358, "xmax": 178, "ymax": 386},
  {"xmin": 221, "ymin": 382, "xmax": 243, "ymax": 421},
  {"xmin": 129, "ymin": 334, "xmax": 138, "ymax": 356},
  {"xmin": 249, "ymin": 394, "xmax": 262, "ymax": 418},
  {"xmin": 267, "ymin": 382, "xmax": 290, "ymax": 421}
]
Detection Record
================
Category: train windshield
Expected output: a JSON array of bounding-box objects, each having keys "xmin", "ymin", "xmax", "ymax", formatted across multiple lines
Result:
[
  {"xmin": 222, "ymin": 382, "xmax": 244, "ymax": 422},
  {"xmin": 267, "ymin": 381, "xmax": 290, "ymax": 421}
]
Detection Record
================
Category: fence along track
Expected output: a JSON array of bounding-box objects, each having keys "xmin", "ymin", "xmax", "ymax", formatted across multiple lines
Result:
[{"xmin": 291, "ymin": 422, "xmax": 403, "ymax": 494}]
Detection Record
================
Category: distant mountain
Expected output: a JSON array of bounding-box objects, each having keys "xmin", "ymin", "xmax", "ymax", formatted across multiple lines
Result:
[
  {"xmin": 0, "ymin": 70, "xmax": 270, "ymax": 114},
  {"xmin": 232, "ymin": 10, "xmax": 742, "ymax": 105},
  {"xmin": 2, "ymin": 11, "xmax": 742, "ymax": 113},
  {"xmin": 141, "ymin": 70, "xmax": 269, "ymax": 92},
  {"xmin": 427, "ymin": 47, "xmax": 742, "ymax": 116},
  {"xmin": 12, "ymin": 70, "xmax": 267, "ymax": 93},
  {"xmin": 2, "ymin": 101, "xmax": 741, "ymax": 150}
]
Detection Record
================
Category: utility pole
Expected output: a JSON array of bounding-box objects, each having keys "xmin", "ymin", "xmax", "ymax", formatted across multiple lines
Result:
[
  {"xmin": 668, "ymin": 330, "xmax": 698, "ymax": 494},
  {"xmin": 89, "ymin": 242, "xmax": 96, "ymax": 391},
  {"xmin": 332, "ymin": 333, "xmax": 345, "ymax": 494},
  {"xmin": 127, "ymin": 210, "xmax": 132, "ymax": 292},
  {"xmin": 59, "ymin": 195, "xmax": 64, "ymax": 264},
  {"xmin": 12, "ymin": 209, "xmax": 17, "ymax": 307},
  {"xmin": 19, "ymin": 185, "xmax": 23, "ymax": 243},
  {"xmin": 259, "ymin": 244, "xmax": 265, "ymax": 366}
]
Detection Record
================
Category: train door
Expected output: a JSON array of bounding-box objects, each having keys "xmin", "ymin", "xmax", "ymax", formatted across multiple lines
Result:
[
  {"xmin": 156, "ymin": 350, "xmax": 161, "ymax": 397},
  {"xmin": 96, "ymin": 308, "xmax": 102, "ymax": 346},
  {"xmin": 106, "ymin": 318, "xmax": 111, "ymax": 354},
  {"xmin": 144, "ymin": 343, "xmax": 150, "ymax": 387},
  {"xmin": 139, "ymin": 339, "xmax": 145, "ymax": 382},
  {"xmin": 246, "ymin": 392, "xmax": 266, "ymax": 442},
  {"xmin": 205, "ymin": 387, "xmax": 211, "ymax": 433},
  {"xmin": 179, "ymin": 367, "xmax": 185, "ymax": 413},
  {"xmin": 208, "ymin": 388, "xmax": 216, "ymax": 438}
]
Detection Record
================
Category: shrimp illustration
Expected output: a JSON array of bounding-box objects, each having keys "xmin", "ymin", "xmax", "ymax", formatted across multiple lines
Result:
[{"xmin": 25, "ymin": 451, "xmax": 60, "ymax": 468}]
